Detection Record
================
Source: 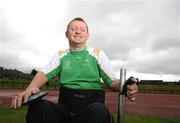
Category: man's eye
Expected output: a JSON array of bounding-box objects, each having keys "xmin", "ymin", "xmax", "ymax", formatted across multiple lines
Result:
[
  {"xmin": 71, "ymin": 28, "xmax": 75, "ymax": 31},
  {"xmin": 81, "ymin": 28, "xmax": 86, "ymax": 32}
]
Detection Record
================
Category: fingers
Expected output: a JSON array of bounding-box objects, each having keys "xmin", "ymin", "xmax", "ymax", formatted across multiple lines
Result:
[
  {"xmin": 23, "ymin": 88, "xmax": 40, "ymax": 103},
  {"xmin": 11, "ymin": 91, "xmax": 25, "ymax": 109},
  {"xmin": 127, "ymin": 83, "xmax": 138, "ymax": 92},
  {"xmin": 128, "ymin": 96, "xmax": 136, "ymax": 101},
  {"xmin": 22, "ymin": 92, "xmax": 31, "ymax": 104},
  {"xmin": 17, "ymin": 92, "xmax": 25, "ymax": 107},
  {"xmin": 127, "ymin": 83, "xmax": 138, "ymax": 101},
  {"xmin": 11, "ymin": 88, "xmax": 40, "ymax": 109},
  {"xmin": 11, "ymin": 92, "xmax": 29, "ymax": 109},
  {"xmin": 11, "ymin": 95, "xmax": 18, "ymax": 109},
  {"xmin": 127, "ymin": 91, "xmax": 136, "ymax": 101}
]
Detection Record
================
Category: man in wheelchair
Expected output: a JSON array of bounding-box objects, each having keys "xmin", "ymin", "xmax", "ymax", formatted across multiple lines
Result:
[{"xmin": 11, "ymin": 17, "xmax": 138, "ymax": 123}]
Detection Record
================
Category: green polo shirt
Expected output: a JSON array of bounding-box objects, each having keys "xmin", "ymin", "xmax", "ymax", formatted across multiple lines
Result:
[{"xmin": 40, "ymin": 47, "xmax": 117, "ymax": 90}]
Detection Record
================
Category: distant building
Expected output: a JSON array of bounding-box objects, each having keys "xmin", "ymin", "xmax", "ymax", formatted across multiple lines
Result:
[
  {"xmin": 0, "ymin": 67, "xmax": 33, "ymax": 80},
  {"xmin": 140, "ymin": 80, "xmax": 163, "ymax": 85}
]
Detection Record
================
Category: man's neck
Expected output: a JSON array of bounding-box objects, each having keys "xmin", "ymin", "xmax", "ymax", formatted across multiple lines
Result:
[{"xmin": 70, "ymin": 44, "xmax": 86, "ymax": 52}]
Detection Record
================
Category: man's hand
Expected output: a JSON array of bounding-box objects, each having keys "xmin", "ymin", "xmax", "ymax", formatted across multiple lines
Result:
[
  {"xmin": 11, "ymin": 87, "xmax": 40, "ymax": 109},
  {"xmin": 109, "ymin": 77, "xmax": 138, "ymax": 101},
  {"xmin": 126, "ymin": 82, "xmax": 138, "ymax": 101},
  {"xmin": 11, "ymin": 72, "xmax": 48, "ymax": 109},
  {"xmin": 125, "ymin": 77, "xmax": 138, "ymax": 101}
]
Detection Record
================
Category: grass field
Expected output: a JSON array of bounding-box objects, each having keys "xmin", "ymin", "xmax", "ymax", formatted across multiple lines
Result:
[
  {"xmin": 0, "ymin": 107, "xmax": 27, "ymax": 123},
  {"xmin": 0, "ymin": 107, "xmax": 180, "ymax": 123}
]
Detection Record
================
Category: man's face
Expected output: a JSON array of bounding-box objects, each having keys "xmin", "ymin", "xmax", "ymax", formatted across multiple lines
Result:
[{"xmin": 66, "ymin": 20, "xmax": 89, "ymax": 45}]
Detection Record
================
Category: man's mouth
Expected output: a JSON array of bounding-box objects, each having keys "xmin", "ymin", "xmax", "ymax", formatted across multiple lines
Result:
[{"xmin": 74, "ymin": 36, "xmax": 82, "ymax": 38}]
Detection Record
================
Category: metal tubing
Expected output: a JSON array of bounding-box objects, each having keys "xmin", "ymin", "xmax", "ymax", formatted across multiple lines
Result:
[{"xmin": 117, "ymin": 68, "xmax": 126, "ymax": 123}]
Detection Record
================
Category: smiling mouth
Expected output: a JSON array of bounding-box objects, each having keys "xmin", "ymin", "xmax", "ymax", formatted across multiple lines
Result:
[{"xmin": 74, "ymin": 36, "xmax": 82, "ymax": 38}]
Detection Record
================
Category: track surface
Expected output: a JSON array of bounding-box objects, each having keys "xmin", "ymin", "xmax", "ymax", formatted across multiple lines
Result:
[{"xmin": 0, "ymin": 89, "xmax": 180, "ymax": 117}]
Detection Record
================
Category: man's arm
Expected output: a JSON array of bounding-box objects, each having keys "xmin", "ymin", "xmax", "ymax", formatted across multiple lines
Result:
[
  {"xmin": 109, "ymin": 79, "xmax": 119, "ymax": 91},
  {"xmin": 27, "ymin": 71, "xmax": 48, "ymax": 90},
  {"xmin": 11, "ymin": 71, "xmax": 48, "ymax": 109}
]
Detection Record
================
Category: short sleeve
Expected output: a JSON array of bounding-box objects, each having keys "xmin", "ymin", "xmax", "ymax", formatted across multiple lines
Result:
[
  {"xmin": 97, "ymin": 50, "xmax": 118, "ymax": 85},
  {"xmin": 40, "ymin": 53, "xmax": 60, "ymax": 81}
]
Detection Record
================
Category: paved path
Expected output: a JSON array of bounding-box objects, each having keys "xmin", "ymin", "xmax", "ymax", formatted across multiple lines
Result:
[
  {"xmin": 126, "ymin": 93, "xmax": 180, "ymax": 117},
  {"xmin": 106, "ymin": 92, "xmax": 180, "ymax": 117},
  {"xmin": 0, "ymin": 89, "xmax": 180, "ymax": 117}
]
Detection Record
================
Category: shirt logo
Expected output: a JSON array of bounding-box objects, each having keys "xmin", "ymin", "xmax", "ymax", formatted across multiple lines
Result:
[
  {"xmin": 64, "ymin": 60, "xmax": 72, "ymax": 69},
  {"xmin": 83, "ymin": 59, "xmax": 89, "ymax": 66}
]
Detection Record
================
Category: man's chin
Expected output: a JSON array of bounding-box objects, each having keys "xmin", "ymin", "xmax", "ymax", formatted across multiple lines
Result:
[{"xmin": 72, "ymin": 40, "xmax": 85, "ymax": 44}]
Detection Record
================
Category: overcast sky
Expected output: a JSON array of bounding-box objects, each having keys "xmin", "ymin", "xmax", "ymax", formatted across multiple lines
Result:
[{"xmin": 0, "ymin": 0, "xmax": 179, "ymax": 81}]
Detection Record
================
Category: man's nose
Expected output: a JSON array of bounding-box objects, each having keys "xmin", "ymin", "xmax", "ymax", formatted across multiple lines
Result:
[{"xmin": 75, "ymin": 29, "xmax": 81, "ymax": 34}]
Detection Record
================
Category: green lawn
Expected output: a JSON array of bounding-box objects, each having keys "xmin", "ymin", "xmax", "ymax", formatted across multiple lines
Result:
[
  {"xmin": 1, "ymin": 107, "xmax": 180, "ymax": 123},
  {"xmin": 0, "ymin": 107, "xmax": 27, "ymax": 123},
  {"xmin": 115, "ymin": 114, "xmax": 180, "ymax": 123}
]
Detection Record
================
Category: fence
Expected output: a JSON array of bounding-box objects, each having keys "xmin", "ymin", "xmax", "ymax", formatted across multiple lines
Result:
[
  {"xmin": 0, "ymin": 80, "xmax": 59, "ymax": 90},
  {"xmin": 1, "ymin": 80, "xmax": 180, "ymax": 94}
]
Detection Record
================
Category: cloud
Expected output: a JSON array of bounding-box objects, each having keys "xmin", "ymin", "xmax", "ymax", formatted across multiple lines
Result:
[
  {"xmin": 0, "ymin": 0, "xmax": 68, "ymax": 72},
  {"xmin": 66, "ymin": 0, "xmax": 180, "ymax": 80},
  {"xmin": 0, "ymin": 0, "xmax": 179, "ymax": 80}
]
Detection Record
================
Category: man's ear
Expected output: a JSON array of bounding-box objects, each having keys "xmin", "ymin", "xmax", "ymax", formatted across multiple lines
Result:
[
  {"xmin": 87, "ymin": 33, "xmax": 90, "ymax": 40},
  {"xmin": 65, "ymin": 31, "xmax": 68, "ymax": 38}
]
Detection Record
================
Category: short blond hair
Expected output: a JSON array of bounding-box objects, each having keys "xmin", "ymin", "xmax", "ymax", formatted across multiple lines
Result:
[{"xmin": 67, "ymin": 17, "xmax": 89, "ymax": 32}]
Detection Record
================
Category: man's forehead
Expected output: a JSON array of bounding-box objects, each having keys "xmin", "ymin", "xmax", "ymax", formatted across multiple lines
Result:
[
  {"xmin": 69, "ymin": 20, "xmax": 87, "ymax": 27},
  {"xmin": 67, "ymin": 19, "xmax": 89, "ymax": 32}
]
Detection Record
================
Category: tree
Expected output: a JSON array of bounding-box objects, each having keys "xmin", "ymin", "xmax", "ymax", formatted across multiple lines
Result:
[{"xmin": 30, "ymin": 69, "xmax": 38, "ymax": 76}]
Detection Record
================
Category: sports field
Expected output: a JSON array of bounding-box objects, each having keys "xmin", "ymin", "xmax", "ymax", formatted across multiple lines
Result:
[{"xmin": 0, "ymin": 89, "xmax": 180, "ymax": 123}]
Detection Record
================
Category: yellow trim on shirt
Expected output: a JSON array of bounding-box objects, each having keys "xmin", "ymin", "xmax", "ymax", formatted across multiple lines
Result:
[
  {"xmin": 58, "ymin": 51, "xmax": 65, "ymax": 56},
  {"xmin": 93, "ymin": 48, "xmax": 100, "ymax": 57}
]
